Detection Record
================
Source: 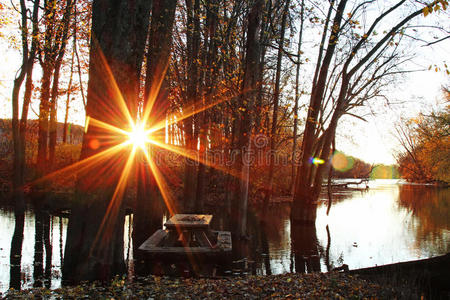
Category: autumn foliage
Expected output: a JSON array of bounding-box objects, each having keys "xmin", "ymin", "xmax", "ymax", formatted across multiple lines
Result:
[{"xmin": 396, "ymin": 90, "xmax": 450, "ymax": 184}]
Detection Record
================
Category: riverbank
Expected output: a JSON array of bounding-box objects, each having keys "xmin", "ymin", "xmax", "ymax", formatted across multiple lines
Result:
[{"xmin": 4, "ymin": 272, "xmax": 407, "ymax": 299}]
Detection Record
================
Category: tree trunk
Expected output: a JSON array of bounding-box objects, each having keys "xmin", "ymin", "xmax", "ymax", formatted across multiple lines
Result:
[
  {"xmin": 290, "ymin": 0, "xmax": 304, "ymax": 194},
  {"xmin": 63, "ymin": 0, "xmax": 151, "ymax": 283},
  {"xmin": 134, "ymin": 0, "xmax": 176, "ymax": 254},
  {"xmin": 232, "ymin": 0, "xmax": 263, "ymax": 238},
  {"xmin": 63, "ymin": 44, "xmax": 75, "ymax": 144},
  {"xmin": 183, "ymin": 0, "xmax": 201, "ymax": 213},
  {"xmin": 37, "ymin": 0, "xmax": 59, "ymax": 177},
  {"xmin": 292, "ymin": 0, "xmax": 348, "ymax": 224},
  {"xmin": 10, "ymin": 1, "xmax": 39, "ymax": 289},
  {"xmin": 264, "ymin": 0, "xmax": 290, "ymax": 212},
  {"xmin": 49, "ymin": 0, "xmax": 74, "ymax": 167},
  {"xmin": 254, "ymin": 0, "xmax": 271, "ymax": 133}
]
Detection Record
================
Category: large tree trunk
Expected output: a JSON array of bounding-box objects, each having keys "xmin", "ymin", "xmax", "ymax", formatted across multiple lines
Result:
[
  {"xmin": 231, "ymin": 0, "xmax": 263, "ymax": 238},
  {"xmin": 63, "ymin": 0, "xmax": 151, "ymax": 283},
  {"xmin": 134, "ymin": 0, "xmax": 177, "ymax": 264},
  {"xmin": 292, "ymin": 0, "xmax": 348, "ymax": 224}
]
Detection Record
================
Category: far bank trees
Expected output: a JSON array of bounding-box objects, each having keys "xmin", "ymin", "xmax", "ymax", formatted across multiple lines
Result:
[{"xmin": 396, "ymin": 88, "xmax": 450, "ymax": 183}]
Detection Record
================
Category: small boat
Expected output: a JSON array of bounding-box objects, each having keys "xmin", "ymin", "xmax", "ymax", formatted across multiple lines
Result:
[{"xmin": 138, "ymin": 214, "xmax": 232, "ymax": 262}]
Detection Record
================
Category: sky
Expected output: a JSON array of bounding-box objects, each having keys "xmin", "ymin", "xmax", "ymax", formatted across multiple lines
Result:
[
  {"xmin": 0, "ymin": 1, "xmax": 449, "ymax": 165},
  {"xmin": 337, "ymin": 37, "xmax": 449, "ymax": 165}
]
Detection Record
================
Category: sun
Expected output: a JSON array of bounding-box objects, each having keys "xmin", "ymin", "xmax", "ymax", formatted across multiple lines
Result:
[{"xmin": 126, "ymin": 123, "xmax": 151, "ymax": 151}]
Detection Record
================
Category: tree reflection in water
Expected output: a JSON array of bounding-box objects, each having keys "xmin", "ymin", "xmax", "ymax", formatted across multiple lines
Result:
[
  {"xmin": 398, "ymin": 185, "xmax": 450, "ymax": 253},
  {"xmin": 291, "ymin": 222, "xmax": 321, "ymax": 273},
  {"xmin": 9, "ymin": 213, "xmax": 24, "ymax": 290},
  {"xmin": 33, "ymin": 208, "xmax": 44, "ymax": 287},
  {"xmin": 33, "ymin": 208, "xmax": 52, "ymax": 288}
]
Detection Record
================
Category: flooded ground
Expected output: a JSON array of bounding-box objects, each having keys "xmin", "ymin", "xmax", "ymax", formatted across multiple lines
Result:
[
  {"xmin": 0, "ymin": 179, "xmax": 448, "ymax": 292},
  {"xmin": 257, "ymin": 180, "xmax": 449, "ymax": 275}
]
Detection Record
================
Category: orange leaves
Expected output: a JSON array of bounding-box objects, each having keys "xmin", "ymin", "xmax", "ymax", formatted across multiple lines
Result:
[
  {"xmin": 397, "ymin": 106, "xmax": 450, "ymax": 183},
  {"xmin": 423, "ymin": 0, "xmax": 449, "ymax": 17}
]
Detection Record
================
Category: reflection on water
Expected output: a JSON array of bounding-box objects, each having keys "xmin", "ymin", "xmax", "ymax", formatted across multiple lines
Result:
[
  {"xmin": 0, "ymin": 180, "xmax": 449, "ymax": 292},
  {"xmin": 239, "ymin": 180, "xmax": 449, "ymax": 275},
  {"xmin": 0, "ymin": 208, "xmax": 67, "ymax": 293}
]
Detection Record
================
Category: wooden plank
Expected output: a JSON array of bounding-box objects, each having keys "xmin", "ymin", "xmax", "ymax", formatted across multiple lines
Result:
[
  {"xmin": 139, "ymin": 246, "xmax": 222, "ymax": 254},
  {"xmin": 139, "ymin": 230, "xmax": 232, "ymax": 253},
  {"xmin": 161, "ymin": 230, "xmax": 180, "ymax": 247},
  {"xmin": 165, "ymin": 214, "xmax": 212, "ymax": 229},
  {"xmin": 138, "ymin": 229, "xmax": 168, "ymax": 250}
]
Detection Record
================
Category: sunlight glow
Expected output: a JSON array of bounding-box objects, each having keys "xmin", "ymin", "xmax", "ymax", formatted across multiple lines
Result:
[{"xmin": 126, "ymin": 123, "xmax": 151, "ymax": 151}]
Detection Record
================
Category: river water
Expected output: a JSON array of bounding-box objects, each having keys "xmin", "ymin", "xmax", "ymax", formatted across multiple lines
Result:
[{"xmin": 0, "ymin": 179, "xmax": 448, "ymax": 292}]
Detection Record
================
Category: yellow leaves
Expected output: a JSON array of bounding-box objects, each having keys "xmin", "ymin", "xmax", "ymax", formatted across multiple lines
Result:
[
  {"xmin": 423, "ymin": 1, "xmax": 449, "ymax": 17},
  {"xmin": 428, "ymin": 63, "xmax": 444, "ymax": 73}
]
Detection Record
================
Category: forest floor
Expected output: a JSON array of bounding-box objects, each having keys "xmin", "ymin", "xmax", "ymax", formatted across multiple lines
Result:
[{"xmin": 4, "ymin": 272, "xmax": 413, "ymax": 299}]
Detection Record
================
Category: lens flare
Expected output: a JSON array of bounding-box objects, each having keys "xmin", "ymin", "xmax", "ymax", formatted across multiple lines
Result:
[
  {"xmin": 370, "ymin": 165, "xmax": 399, "ymax": 179},
  {"xmin": 310, "ymin": 157, "xmax": 325, "ymax": 165},
  {"xmin": 331, "ymin": 151, "xmax": 354, "ymax": 172}
]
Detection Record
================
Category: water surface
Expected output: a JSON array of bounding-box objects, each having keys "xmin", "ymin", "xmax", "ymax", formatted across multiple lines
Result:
[
  {"xmin": 0, "ymin": 179, "xmax": 448, "ymax": 292},
  {"xmin": 262, "ymin": 180, "xmax": 449, "ymax": 275}
]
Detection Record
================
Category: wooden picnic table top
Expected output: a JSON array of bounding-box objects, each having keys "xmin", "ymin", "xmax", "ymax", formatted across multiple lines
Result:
[{"xmin": 164, "ymin": 214, "xmax": 213, "ymax": 229}]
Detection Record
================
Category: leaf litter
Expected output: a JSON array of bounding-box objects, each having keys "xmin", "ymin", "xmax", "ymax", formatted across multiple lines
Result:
[{"xmin": 4, "ymin": 272, "xmax": 400, "ymax": 299}]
